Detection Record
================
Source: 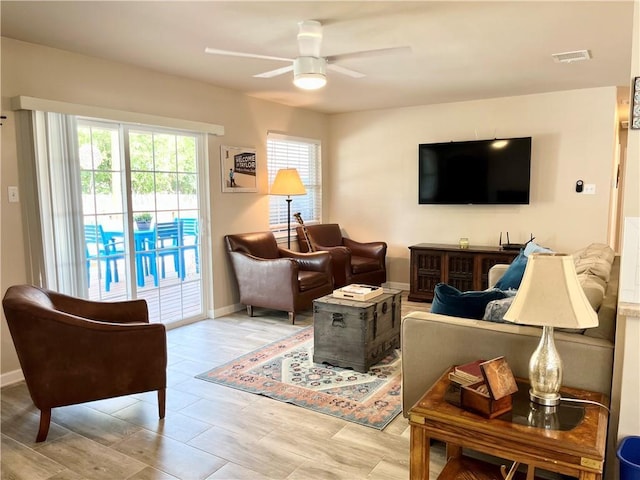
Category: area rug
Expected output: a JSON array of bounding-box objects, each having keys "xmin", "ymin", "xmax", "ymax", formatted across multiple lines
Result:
[{"xmin": 195, "ymin": 326, "xmax": 402, "ymax": 430}]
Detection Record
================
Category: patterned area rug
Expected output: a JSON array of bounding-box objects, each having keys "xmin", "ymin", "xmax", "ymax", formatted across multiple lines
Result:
[{"xmin": 195, "ymin": 326, "xmax": 402, "ymax": 430}]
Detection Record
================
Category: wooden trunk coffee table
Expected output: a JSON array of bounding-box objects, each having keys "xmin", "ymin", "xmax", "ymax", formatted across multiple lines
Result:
[
  {"xmin": 313, "ymin": 288, "xmax": 401, "ymax": 373},
  {"xmin": 408, "ymin": 368, "xmax": 609, "ymax": 480}
]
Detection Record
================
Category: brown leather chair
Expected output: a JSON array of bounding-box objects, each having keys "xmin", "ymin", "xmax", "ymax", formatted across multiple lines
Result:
[
  {"xmin": 2, "ymin": 285, "xmax": 167, "ymax": 442},
  {"xmin": 225, "ymin": 231, "xmax": 334, "ymax": 323},
  {"xmin": 296, "ymin": 223, "xmax": 387, "ymax": 288}
]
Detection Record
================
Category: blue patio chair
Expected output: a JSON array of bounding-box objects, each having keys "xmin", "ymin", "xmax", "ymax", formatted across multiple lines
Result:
[
  {"xmin": 177, "ymin": 218, "xmax": 199, "ymax": 274},
  {"xmin": 84, "ymin": 224, "xmax": 125, "ymax": 292},
  {"xmin": 155, "ymin": 222, "xmax": 183, "ymax": 280},
  {"xmin": 133, "ymin": 229, "xmax": 158, "ymax": 287}
]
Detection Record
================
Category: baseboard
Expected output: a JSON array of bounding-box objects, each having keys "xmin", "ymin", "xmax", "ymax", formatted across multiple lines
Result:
[
  {"xmin": 1, "ymin": 305, "xmax": 243, "ymax": 386},
  {"xmin": 1, "ymin": 369, "xmax": 24, "ymax": 388},
  {"xmin": 3, "ymin": 294, "xmax": 409, "ymax": 387},
  {"xmin": 211, "ymin": 289, "xmax": 409, "ymax": 320},
  {"xmin": 384, "ymin": 281, "xmax": 409, "ymax": 292},
  {"xmin": 214, "ymin": 303, "xmax": 244, "ymax": 318}
]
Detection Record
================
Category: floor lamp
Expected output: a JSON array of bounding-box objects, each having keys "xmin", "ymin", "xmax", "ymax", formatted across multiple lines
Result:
[{"xmin": 270, "ymin": 168, "xmax": 306, "ymax": 248}]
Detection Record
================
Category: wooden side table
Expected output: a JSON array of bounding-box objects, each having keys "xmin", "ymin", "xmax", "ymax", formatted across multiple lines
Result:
[{"xmin": 408, "ymin": 368, "xmax": 609, "ymax": 480}]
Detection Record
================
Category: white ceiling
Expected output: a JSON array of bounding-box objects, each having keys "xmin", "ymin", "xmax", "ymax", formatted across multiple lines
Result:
[{"xmin": 1, "ymin": 1, "xmax": 634, "ymax": 115}]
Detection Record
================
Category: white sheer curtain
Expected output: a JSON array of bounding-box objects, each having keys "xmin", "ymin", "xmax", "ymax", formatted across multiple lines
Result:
[{"xmin": 15, "ymin": 110, "xmax": 86, "ymax": 296}]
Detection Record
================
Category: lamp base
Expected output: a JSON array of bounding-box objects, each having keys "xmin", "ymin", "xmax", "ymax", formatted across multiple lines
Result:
[
  {"xmin": 286, "ymin": 197, "xmax": 292, "ymax": 249},
  {"xmin": 529, "ymin": 389, "xmax": 561, "ymax": 406},
  {"xmin": 528, "ymin": 325, "xmax": 562, "ymax": 407}
]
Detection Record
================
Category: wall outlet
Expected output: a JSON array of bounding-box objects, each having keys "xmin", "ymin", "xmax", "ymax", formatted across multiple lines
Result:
[
  {"xmin": 7, "ymin": 186, "xmax": 19, "ymax": 203},
  {"xmin": 583, "ymin": 184, "xmax": 596, "ymax": 195}
]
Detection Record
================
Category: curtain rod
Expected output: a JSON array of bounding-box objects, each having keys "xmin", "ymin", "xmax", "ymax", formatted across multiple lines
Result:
[{"xmin": 11, "ymin": 96, "xmax": 225, "ymax": 136}]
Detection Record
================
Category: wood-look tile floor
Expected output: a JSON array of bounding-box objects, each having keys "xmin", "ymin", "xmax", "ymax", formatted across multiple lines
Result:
[{"xmin": 1, "ymin": 293, "xmax": 444, "ymax": 480}]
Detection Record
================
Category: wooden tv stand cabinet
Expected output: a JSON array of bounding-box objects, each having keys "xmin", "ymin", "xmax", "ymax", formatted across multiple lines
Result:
[{"xmin": 408, "ymin": 243, "xmax": 519, "ymax": 302}]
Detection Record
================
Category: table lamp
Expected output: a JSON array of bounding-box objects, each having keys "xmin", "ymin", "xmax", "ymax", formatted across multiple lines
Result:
[
  {"xmin": 270, "ymin": 168, "xmax": 306, "ymax": 248},
  {"xmin": 503, "ymin": 253, "xmax": 598, "ymax": 406}
]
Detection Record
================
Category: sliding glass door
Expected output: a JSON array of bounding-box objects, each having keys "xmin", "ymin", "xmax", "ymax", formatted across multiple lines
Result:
[
  {"xmin": 127, "ymin": 127, "xmax": 203, "ymax": 322},
  {"xmin": 79, "ymin": 121, "xmax": 128, "ymax": 298},
  {"xmin": 77, "ymin": 119, "xmax": 205, "ymax": 324}
]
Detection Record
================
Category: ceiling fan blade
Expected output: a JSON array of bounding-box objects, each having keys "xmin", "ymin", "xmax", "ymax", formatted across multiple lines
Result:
[
  {"xmin": 327, "ymin": 64, "xmax": 365, "ymax": 78},
  {"xmin": 204, "ymin": 47, "xmax": 292, "ymax": 63},
  {"xmin": 297, "ymin": 20, "xmax": 323, "ymax": 57},
  {"xmin": 253, "ymin": 65, "xmax": 295, "ymax": 78},
  {"xmin": 327, "ymin": 46, "xmax": 412, "ymax": 63}
]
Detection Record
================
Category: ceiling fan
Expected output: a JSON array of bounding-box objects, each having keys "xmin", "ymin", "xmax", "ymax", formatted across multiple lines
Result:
[{"xmin": 204, "ymin": 20, "xmax": 411, "ymax": 90}]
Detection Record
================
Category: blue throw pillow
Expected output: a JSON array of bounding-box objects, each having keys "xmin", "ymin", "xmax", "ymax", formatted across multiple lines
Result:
[
  {"xmin": 524, "ymin": 241, "xmax": 554, "ymax": 256},
  {"xmin": 494, "ymin": 250, "xmax": 528, "ymax": 290},
  {"xmin": 494, "ymin": 242, "xmax": 554, "ymax": 291},
  {"xmin": 431, "ymin": 283, "xmax": 509, "ymax": 320}
]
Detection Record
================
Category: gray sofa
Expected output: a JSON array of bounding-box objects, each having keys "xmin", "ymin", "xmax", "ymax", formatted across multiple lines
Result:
[{"xmin": 401, "ymin": 243, "xmax": 619, "ymax": 416}]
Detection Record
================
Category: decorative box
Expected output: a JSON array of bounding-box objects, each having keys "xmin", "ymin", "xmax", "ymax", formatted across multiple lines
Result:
[
  {"xmin": 332, "ymin": 284, "xmax": 384, "ymax": 301},
  {"xmin": 460, "ymin": 356, "xmax": 518, "ymax": 418},
  {"xmin": 313, "ymin": 289, "xmax": 401, "ymax": 373}
]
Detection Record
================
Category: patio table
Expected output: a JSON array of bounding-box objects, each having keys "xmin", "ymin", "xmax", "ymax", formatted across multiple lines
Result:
[{"xmin": 103, "ymin": 229, "xmax": 156, "ymax": 287}]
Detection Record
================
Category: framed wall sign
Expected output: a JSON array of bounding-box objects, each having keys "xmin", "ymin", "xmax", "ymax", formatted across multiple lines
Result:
[
  {"xmin": 632, "ymin": 76, "xmax": 640, "ymax": 130},
  {"xmin": 220, "ymin": 145, "xmax": 257, "ymax": 193}
]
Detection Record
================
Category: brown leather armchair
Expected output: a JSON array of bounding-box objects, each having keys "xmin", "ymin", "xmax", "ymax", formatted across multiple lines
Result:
[
  {"xmin": 225, "ymin": 231, "xmax": 334, "ymax": 324},
  {"xmin": 2, "ymin": 285, "xmax": 167, "ymax": 442},
  {"xmin": 296, "ymin": 223, "xmax": 387, "ymax": 288}
]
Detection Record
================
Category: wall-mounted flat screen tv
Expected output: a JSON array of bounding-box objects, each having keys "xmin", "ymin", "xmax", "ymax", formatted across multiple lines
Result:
[{"xmin": 418, "ymin": 137, "xmax": 532, "ymax": 205}]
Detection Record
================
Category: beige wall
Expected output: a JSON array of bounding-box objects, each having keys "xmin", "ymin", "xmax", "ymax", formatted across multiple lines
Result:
[
  {"xmin": 0, "ymin": 38, "xmax": 330, "ymax": 377},
  {"xmin": 623, "ymin": 1, "xmax": 640, "ymax": 220},
  {"xmin": 613, "ymin": 0, "xmax": 640, "ymax": 446},
  {"xmin": 328, "ymin": 88, "xmax": 618, "ymax": 285},
  {"xmin": 0, "ymin": 37, "xmax": 627, "ymax": 380}
]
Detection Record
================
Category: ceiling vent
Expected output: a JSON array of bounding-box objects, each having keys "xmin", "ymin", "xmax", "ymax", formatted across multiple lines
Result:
[{"xmin": 551, "ymin": 50, "xmax": 592, "ymax": 63}]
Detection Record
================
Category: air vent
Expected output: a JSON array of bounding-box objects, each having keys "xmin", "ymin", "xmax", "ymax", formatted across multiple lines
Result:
[{"xmin": 551, "ymin": 50, "xmax": 592, "ymax": 63}]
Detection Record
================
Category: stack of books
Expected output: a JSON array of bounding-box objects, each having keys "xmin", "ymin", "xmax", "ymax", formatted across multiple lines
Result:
[{"xmin": 448, "ymin": 359, "xmax": 486, "ymax": 386}]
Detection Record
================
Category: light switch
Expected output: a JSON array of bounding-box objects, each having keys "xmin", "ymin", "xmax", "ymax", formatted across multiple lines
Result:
[
  {"xmin": 8, "ymin": 186, "xmax": 19, "ymax": 203},
  {"xmin": 584, "ymin": 184, "xmax": 596, "ymax": 195}
]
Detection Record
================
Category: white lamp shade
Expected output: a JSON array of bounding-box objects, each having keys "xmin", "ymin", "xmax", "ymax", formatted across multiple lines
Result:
[
  {"xmin": 270, "ymin": 168, "xmax": 307, "ymax": 196},
  {"xmin": 503, "ymin": 253, "xmax": 598, "ymax": 329}
]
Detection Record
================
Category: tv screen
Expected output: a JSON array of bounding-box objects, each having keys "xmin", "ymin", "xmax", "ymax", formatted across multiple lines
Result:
[{"xmin": 418, "ymin": 137, "xmax": 532, "ymax": 205}]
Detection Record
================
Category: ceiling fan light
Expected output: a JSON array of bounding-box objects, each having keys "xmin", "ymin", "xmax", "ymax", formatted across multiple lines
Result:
[
  {"xmin": 294, "ymin": 73, "xmax": 327, "ymax": 90},
  {"xmin": 293, "ymin": 56, "xmax": 327, "ymax": 90}
]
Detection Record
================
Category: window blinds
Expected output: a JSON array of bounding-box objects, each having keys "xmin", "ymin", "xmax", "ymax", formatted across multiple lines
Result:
[{"xmin": 267, "ymin": 133, "xmax": 322, "ymax": 233}]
